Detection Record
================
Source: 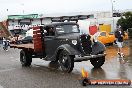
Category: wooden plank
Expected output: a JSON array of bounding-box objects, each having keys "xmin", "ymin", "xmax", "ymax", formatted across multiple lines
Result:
[
  {"xmin": 10, "ymin": 44, "xmax": 34, "ymax": 49},
  {"xmin": 33, "ymin": 34, "xmax": 42, "ymax": 37}
]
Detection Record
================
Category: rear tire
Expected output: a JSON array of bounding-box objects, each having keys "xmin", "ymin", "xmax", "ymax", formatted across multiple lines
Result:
[
  {"xmin": 20, "ymin": 50, "xmax": 32, "ymax": 66},
  {"xmin": 90, "ymin": 56, "xmax": 105, "ymax": 68},
  {"xmin": 58, "ymin": 50, "xmax": 74, "ymax": 73}
]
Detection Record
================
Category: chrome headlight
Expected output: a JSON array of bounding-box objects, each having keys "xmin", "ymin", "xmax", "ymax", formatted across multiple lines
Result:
[{"xmin": 72, "ymin": 40, "xmax": 77, "ymax": 45}]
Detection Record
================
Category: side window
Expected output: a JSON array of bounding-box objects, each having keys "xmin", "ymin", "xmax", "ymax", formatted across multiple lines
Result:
[
  {"xmin": 100, "ymin": 32, "xmax": 106, "ymax": 36},
  {"xmin": 72, "ymin": 25, "xmax": 78, "ymax": 32},
  {"xmin": 44, "ymin": 27, "xmax": 55, "ymax": 36}
]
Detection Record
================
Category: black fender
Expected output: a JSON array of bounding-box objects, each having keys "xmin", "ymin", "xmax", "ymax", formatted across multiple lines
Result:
[
  {"xmin": 91, "ymin": 41, "xmax": 106, "ymax": 55},
  {"xmin": 56, "ymin": 44, "xmax": 81, "ymax": 56},
  {"xmin": 49, "ymin": 44, "xmax": 81, "ymax": 61}
]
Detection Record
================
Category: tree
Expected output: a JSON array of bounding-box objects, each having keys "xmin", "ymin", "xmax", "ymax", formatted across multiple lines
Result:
[{"xmin": 117, "ymin": 11, "xmax": 132, "ymax": 31}]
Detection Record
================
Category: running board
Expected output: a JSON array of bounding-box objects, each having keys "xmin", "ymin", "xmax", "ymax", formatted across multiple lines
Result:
[{"xmin": 74, "ymin": 53, "xmax": 106, "ymax": 62}]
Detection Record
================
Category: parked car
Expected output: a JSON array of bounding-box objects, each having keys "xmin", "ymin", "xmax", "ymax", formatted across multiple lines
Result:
[
  {"xmin": 21, "ymin": 36, "xmax": 33, "ymax": 44},
  {"xmin": 96, "ymin": 31, "xmax": 128, "ymax": 45},
  {"xmin": 97, "ymin": 31, "xmax": 115, "ymax": 45}
]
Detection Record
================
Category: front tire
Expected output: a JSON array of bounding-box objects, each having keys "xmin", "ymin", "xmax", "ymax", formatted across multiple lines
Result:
[
  {"xmin": 58, "ymin": 50, "xmax": 74, "ymax": 73},
  {"xmin": 90, "ymin": 56, "xmax": 105, "ymax": 68},
  {"xmin": 20, "ymin": 50, "xmax": 32, "ymax": 66}
]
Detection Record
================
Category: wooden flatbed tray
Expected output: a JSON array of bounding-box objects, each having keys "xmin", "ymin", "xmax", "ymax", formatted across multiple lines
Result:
[{"xmin": 10, "ymin": 44, "xmax": 34, "ymax": 49}]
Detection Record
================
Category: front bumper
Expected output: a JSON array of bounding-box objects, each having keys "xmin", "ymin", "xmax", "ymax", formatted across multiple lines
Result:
[{"xmin": 74, "ymin": 53, "xmax": 106, "ymax": 62}]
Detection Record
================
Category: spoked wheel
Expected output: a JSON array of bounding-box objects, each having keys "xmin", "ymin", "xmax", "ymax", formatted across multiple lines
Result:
[
  {"xmin": 58, "ymin": 50, "xmax": 74, "ymax": 73},
  {"xmin": 90, "ymin": 56, "xmax": 105, "ymax": 68},
  {"xmin": 20, "ymin": 50, "xmax": 32, "ymax": 66}
]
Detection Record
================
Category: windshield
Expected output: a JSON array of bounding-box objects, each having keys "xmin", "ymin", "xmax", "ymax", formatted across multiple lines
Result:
[{"xmin": 56, "ymin": 24, "xmax": 79, "ymax": 34}]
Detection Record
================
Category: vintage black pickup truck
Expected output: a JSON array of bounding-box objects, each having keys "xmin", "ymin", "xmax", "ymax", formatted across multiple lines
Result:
[{"xmin": 10, "ymin": 22, "xmax": 106, "ymax": 73}]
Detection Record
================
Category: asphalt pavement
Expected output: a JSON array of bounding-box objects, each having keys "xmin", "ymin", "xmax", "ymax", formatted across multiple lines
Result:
[{"xmin": 0, "ymin": 40, "xmax": 132, "ymax": 88}]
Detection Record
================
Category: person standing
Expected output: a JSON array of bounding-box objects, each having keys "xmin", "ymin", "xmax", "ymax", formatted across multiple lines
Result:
[
  {"xmin": 2, "ymin": 37, "xmax": 9, "ymax": 51},
  {"xmin": 115, "ymin": 28, "xmax": 125, "ymax": 57}
]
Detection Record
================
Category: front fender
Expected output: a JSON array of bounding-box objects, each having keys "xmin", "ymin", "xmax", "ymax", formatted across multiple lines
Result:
[
  {"xmin": 56, "ymin": 44, "xmax": 81, "ymax": 55},
  {"xmin": 91, "ymin": 41, "xmax": 106, "ymax": 55}
]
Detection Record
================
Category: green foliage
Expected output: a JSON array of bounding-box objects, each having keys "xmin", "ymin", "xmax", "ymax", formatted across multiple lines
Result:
[
  {"xmin": 128, "ymin": 28, "xmax": 132, "ymax": 38},
  {"xmin": 117, "ymin": 12, "xmax": 132, "ymax": 31}
]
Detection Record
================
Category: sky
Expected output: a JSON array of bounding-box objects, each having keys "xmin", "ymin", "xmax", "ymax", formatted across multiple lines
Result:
[{"xmin": 0, "ymin": 0, "xmax": 132, "ymax": 21}]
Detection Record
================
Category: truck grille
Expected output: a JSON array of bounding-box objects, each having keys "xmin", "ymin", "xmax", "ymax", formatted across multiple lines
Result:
[{"xmin": 80, "ymin": 34, "xmax": 92, "ymax": 54}]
